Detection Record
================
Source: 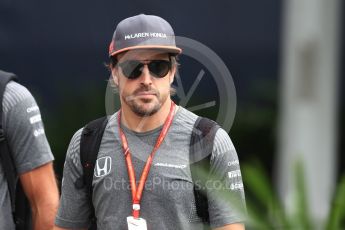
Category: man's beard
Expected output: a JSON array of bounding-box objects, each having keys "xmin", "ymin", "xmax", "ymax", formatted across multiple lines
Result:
[{"xmin": 123, "ymin": 85, "xmax": 163, "ymax": 117}]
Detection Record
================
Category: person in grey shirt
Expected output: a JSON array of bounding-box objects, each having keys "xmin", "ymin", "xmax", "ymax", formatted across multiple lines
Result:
[
  {"xmin": 55, "ymin": 14, "xmax": 246, "ymax": 230},
  {"xmin": 0, "ymin": 71, "xmax": 59, "ymax": 229}
]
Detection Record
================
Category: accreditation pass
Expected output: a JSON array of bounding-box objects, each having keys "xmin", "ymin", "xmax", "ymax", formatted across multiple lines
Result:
[{"xmin": 127, "ymin": 216, "xmax": 147, "ymax": 230}]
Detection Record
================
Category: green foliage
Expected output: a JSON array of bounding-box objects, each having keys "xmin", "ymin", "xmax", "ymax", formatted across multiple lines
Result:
[
  {"xmin": 325, "ymin": 175, "xmax": 345, "ymax": 230},
  {"xmin": 242, "ymin": 163, "xmax": 288, "ymax": 229},
  {"xmin": 242, "ymin": 162, "xmax": 345, "ymax": 229}
]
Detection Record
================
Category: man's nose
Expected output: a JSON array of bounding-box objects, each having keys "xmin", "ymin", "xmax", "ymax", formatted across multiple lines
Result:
[{"xmin": 139, "ymin": 64, "xmax": 152, "ymax": 85}]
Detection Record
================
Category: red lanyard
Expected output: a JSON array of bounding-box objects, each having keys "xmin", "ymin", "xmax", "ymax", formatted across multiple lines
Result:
[{"xmin": 117, "ymin": 101, "xmax": 176, "ymax": 218}]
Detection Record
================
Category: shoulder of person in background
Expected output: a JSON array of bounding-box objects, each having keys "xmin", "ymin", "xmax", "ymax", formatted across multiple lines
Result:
[{"xmin": 0, "ymin": 69, "xmax": 59, "ymax": 230}]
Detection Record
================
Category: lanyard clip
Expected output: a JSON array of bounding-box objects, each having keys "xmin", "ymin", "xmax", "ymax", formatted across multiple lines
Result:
[
  {"xmin": 133, "ymin": 203, "xmax": 140, "ymax": 211},
  {"xmin": 132, "ymin": 203, "xmax": 140, "ymax": 219}
]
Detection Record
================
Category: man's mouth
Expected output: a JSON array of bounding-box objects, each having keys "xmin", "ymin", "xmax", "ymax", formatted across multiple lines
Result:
[
  {"xmin": 135, "ymin": 91, "xmax": 156, "ymax": 96},
  {"xmin": 125, "ymin": 89, "xmax": 158, "ymax": 102}
]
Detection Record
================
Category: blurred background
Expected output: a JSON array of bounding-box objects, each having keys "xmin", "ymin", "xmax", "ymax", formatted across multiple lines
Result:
[{"xmin": 0, "ymin": 0, "xmax": 343, "ymax": 228}]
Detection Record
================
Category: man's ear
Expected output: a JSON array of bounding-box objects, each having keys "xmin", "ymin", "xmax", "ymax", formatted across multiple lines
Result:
[
  {"xmin": 169, "ymin": 65, "xmax": 176, "ymax": 84},
  {"xmin": 112, "ymin": 68, "xmax": 119, "ymax": 86}
]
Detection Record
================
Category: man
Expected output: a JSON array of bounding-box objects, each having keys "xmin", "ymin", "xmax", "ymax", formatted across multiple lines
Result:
[
  {"xmin": 55, "ymin": 14, "xmax": 246, "ymax": 230},
  {"xmin": 0, "ymin": 70, "xmax": 59, "ymax": 229}
]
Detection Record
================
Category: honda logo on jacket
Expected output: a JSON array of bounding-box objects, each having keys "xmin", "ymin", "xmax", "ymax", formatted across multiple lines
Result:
[{"xmin": 94, "ymin": 156, "xmax": 112, "ymax": 177}]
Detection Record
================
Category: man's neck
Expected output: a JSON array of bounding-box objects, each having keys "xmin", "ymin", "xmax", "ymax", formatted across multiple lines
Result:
[{"xmin": 120, "ymin": 99, "xmax": 174, "ymax": 133}]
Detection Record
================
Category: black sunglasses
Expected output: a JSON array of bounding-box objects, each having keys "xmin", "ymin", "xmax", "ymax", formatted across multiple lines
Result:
[{"xmin": 118, "ymin": 60, "xmax": 172, "ymax": 79}]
